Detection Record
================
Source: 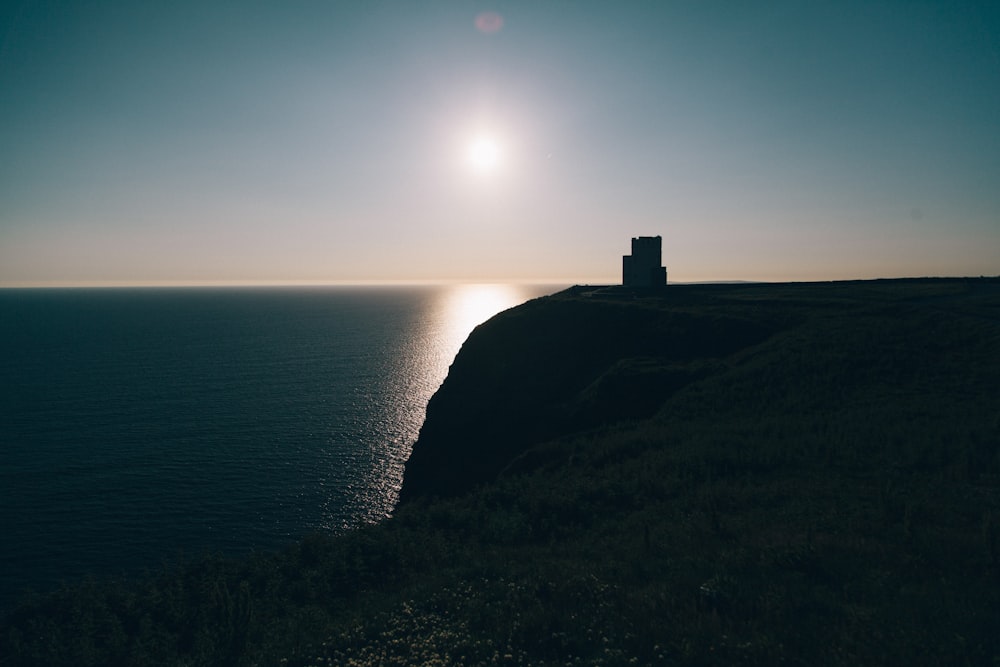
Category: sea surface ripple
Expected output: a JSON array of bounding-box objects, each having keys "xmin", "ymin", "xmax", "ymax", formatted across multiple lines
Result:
[{"xmin": 0, "ymin": 284, "xmax": 559, "ymax": 608}]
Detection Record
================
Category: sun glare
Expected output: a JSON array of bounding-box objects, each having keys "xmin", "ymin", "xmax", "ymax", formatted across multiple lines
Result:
[
  {"xmin": 438, "ymin": 284, "xmax": 524, "ymax": 353},
  {"xmin": 467, "ymin": 135, "xmax": 502, "ymax": 172}
]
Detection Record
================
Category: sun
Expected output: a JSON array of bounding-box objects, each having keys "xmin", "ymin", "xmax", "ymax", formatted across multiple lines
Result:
[{"xmin": 467, "ymin": 134, "xmax": 502, "ymax": 172}]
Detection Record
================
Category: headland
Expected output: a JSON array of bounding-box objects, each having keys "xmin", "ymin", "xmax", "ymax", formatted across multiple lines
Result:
[{"xmin": 3, "ymin": 277, "xmax": 999, "ymax": 666}]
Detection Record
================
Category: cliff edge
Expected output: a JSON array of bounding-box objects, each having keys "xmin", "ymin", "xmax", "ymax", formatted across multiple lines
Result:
[
  {"xmin": 400, "ymin": 284, "xmax": 781, "ymax": 501},
  {"xmin": 400, "ymin": 278, "xmax": 1000, "ymax": 502}
]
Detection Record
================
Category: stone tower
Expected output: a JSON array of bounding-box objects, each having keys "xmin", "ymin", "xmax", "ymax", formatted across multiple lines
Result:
[{"xmin": 622, "ymin": 235, "xmax": 667, "ymax": 287}]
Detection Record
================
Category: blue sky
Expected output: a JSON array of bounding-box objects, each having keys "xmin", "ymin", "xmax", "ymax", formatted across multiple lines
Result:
[{"xmin": 1, "ymin": 1, "xmax": 998, "ymax": 285}]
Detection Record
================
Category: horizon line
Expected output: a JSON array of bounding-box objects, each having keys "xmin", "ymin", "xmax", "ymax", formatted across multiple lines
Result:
[
  {"xmin": 0, "ymin": 278, "xmax": 602, "ymax": 290},
  {"xmin": 1, "ymin": 274, "xmax": 996, "ymax": 290}
]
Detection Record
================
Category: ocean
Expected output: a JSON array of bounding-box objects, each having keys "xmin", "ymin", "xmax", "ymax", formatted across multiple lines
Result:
[{"xmin": 0, "ymin": 283, "xmax": 561, "ymax": 609}]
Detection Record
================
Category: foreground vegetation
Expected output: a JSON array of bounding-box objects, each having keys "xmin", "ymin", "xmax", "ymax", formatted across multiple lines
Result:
[{"xmin": 3, "ymin": 278, "xmax": 999, "ymax": 665}]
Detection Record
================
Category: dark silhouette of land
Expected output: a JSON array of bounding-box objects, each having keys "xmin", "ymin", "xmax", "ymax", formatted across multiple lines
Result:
[
  {"xmin": 3, "ymin": 277, "xmax": 999, "ymax": 666},
  {"xmin": 402, "ymin": 277, "xmax": 1000, "ymax": 501}
]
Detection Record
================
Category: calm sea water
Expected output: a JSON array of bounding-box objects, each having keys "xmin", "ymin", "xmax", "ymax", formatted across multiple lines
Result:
[{"xmin": 0, "ymin": 284, "xmax": 560, "ymax": 608}]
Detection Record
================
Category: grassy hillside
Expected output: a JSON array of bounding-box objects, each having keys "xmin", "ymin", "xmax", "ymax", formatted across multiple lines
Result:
[{"xmin": 3, "ymin": 278, "xmax": 999, "ymax": 666}]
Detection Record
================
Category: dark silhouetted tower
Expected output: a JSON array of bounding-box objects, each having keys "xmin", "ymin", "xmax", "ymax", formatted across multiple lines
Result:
[{"xmin": 622, "ymin": 236, "xmax": 667, "ymax": 287}]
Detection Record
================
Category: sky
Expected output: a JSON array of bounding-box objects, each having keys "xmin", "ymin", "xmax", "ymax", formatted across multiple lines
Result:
[{"xmin": 1, "ymin": 0, "xmax": 998, "ymax": 286}]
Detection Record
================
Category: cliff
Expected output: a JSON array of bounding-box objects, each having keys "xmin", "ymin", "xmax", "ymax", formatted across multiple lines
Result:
[
  {"xmin": 400, "ymin": 284, "xmax": 782, "ymax": 500},
  {"xmin": 400, "ymin": 277, "xmax": 1000, "ymax": 502}
]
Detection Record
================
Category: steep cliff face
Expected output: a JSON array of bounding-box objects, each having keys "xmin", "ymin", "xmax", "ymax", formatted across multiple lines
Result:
[{"xmin": 399, "ymin": 286, "xmax": 776, "ymax": 501}]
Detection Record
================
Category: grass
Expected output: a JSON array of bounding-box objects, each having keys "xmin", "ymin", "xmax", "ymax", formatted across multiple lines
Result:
[{"xmin": 2, "ymin": 277, "xmax": 999, "ymax": 665}]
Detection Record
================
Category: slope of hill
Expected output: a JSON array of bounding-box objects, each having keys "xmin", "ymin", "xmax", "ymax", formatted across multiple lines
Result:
[{"xmin": 3, "ymin": 278, "xmax": 999, "ymax": 666}]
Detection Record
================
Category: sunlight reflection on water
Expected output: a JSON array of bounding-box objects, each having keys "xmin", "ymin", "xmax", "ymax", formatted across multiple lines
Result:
[
  {"xmin": 349, "ymin": 284, "xmax": 557, "ymax": 526},
  {"xmin": 436, "ymin": 283, "xmax": 532, "ymax": 357}
]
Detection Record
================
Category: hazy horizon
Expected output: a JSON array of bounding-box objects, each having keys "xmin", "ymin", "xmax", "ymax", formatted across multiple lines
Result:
[
  {"xmin": 2, "ymin": 1, "xmax": 998, "ymax": 286},
  {"xmin": 5, "ymin": 275, "xmax": 1000, "ymax": 290},
  {"xmin": 0, "ymin": 278, "xmax": 578, "ymax": 289}
]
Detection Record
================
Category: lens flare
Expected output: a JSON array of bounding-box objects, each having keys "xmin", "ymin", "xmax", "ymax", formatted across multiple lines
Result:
[{"xmin": 474, "ymin": 11, "xmax": 504, "ymax": 34}]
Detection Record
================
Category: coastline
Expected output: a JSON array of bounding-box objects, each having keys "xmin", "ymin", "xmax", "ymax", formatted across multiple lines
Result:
[{"xmin": 4, "ymin": 277, "xmax": 999, "ymax": 666}]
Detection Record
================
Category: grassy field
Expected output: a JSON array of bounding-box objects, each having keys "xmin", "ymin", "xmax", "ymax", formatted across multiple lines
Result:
[{"xmin": 3, "ymin": 278, "xmax": 999, "ymax": 666}]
